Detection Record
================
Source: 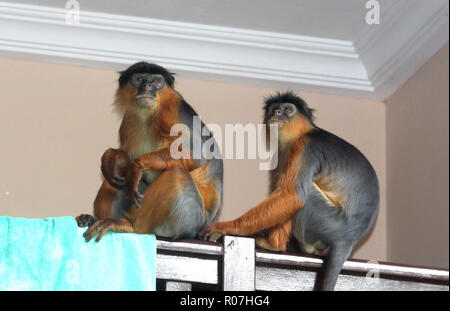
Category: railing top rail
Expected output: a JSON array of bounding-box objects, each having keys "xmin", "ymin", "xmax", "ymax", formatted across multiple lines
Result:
[
  {"xmin": 156, "ymin": 238, "xmax": 449, "ymax": 283},
  {"xmin": 157, "ymin": 238, "xmax": 223, "ymax": 256},
  {"xmin": 255, "ymin": 250, "xmax": 449, "ymax": 282}
]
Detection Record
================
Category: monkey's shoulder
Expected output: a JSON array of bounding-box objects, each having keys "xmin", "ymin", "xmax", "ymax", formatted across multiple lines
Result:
[
  {"xmin": 179, "ymin": 99, "xmax": 218, "ymax": 139},
  {"xmin": 304, "ymin": 128, "xmax": 376, "ymax": 176},
  {"xmin": 306, "ymin": 128, "xmax": 362, "ymax": 155},
  {"xmin": 178, "ymin": 99, "xmax": 202, "ymax": 128},
  {"xmin": 179, "ymin": 99, "xmax": 199, "ymax": 118}
]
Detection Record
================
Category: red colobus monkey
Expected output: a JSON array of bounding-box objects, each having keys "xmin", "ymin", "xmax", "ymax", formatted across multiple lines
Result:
[
  {"xmin": 76, "ymin": 62, "xmax": 223, "ymax": 242},
  {"xmin": 202, "ymin": 91, "xmax": 379, "ymax": 291}
]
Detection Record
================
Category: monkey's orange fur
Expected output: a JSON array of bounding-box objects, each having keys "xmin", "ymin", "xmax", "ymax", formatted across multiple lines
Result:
[
  {"xmin": 93, "ymin": 181, "xmax": 120, "ymax": 219},
  {"xmin": 254, "ymin": 219, "xmax": 293, "ymax": 252},
  {"xmin": 124, "ymin": 168, "xmax": 190, "ymax": 233},
  {"xmin": 190, "ymin": 164, "xmax": 219, "ymax": 215},
  {"xmin": 279, "ymin": 115, "xmax": 314, "ymax": 145},
  {"xmin": 313, "ymin": 177, "xmax": 345, "ymax": 209}
]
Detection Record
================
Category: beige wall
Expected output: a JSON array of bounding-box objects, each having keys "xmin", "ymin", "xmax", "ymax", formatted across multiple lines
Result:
[
  {"xmin": 386, "ymin": 43, "xmax": 449, "ymax": 268},
  {"xmin": 0, "ymin": 57, "xmax": 387, "ymax": 261}
]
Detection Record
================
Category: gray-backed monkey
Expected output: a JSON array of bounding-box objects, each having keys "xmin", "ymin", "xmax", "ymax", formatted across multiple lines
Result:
[
  {"xmin": 76, "ymin": 62, "xmax": 223, "ymax": 242},
  {"xmin": 201, "ymin": 91, "xmax": 379, "ymax": 291}
]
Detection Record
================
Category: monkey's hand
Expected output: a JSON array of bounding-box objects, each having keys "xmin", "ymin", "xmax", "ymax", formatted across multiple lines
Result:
[
  {"xmin": 75, "ymin": 214, "xmax": 98, "ymax": 227},
  {"xmin": 101, "ymin": 148, "xmax": 128, "ymax": 190},
  {"xmin": 199, "ymin": 221, "xmax": 237, "ymax": 242},
  {"xmin": 125, "ymin": 162, "xmax": 144, "ymax": 209}
]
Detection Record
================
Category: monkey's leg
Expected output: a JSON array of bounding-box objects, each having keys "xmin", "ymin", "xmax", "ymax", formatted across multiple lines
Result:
[
  {"xmin": 202, "ymin": 190, "xmax": 302, "ymax": 237},
  {"xmin": 132, "ymin": 167, "xmax": 205, "ymax": 238},
  {"xmin": 76, "ymin": 180, "xmax": 130, "ymax": 228},
  {"xmin": 94, "ymin": 181, "xmax": 119, "ymax": 218},
  {"xmin": 77, "ymin": 148, "xmax": 130, "ymax": 227},
  {"xmin": 84, "ymin": 168, "xmax": 204, "ymax": 242},
  {"xmin": 76, "ymin": 181, "xmax": 114, "ymax": 227},
  {"xmin": 101, "ymin": 148, "xmax": 129, "ymax": 189},
  {"xmin": 254, "ymin": 218, "xmax": 293, "ymax": 252}
]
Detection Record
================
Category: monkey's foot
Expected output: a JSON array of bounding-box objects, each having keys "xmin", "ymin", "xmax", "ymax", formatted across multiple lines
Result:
[
  {"xmin": 300, "ymin": 241, "xmax": 330, "ymax": 256},
  {"xmin": 125, "ymin": 162, "xmax": 144, "ymax": 208},
  {"xmin": 315, "ymin": 246, "xmax": 330, "ymax": 257},
  {"xmin": 83, "ymin": 218, "xmax": 115, "ymax": 243},
  {"xmin": 83, "ymin": 217, "xmax": 134, "ymax": 243},
  {"xmin": 202, "ymin": 231, "xmax": 224, "ymax": 242},
  {"xmin": 199, "ymin": 221, "xmax": 236, "ymax": 241},
  {"xmin": 254, "ymin": 236, "xmax": 287, "ymax": 252},
  {"xmin": 75, "ymin": 214, "xmax": 98, "ymax": 227}
]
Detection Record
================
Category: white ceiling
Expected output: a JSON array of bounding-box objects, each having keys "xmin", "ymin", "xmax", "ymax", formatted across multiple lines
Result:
[{"xmin": 0, "ymin": 0, "xmax": 448, "ymax": 100}]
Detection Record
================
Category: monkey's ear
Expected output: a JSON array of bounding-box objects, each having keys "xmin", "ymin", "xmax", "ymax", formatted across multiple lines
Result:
[{"xmin": 307, "ymin": 108, "xmax": 316, "ymax": 122}]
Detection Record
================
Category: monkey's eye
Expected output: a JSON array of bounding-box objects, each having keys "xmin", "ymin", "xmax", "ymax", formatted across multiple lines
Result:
[
  {"xmin": 152, "ymin": 78, "xmax": 165, "ymax": 89},
  {"xmin": 274, "ymin": 109, "xmax": 282, "ymax": 116},
  {"xmin": 136, "ymin": 77, "xmax": 142, "ymax": 82}
]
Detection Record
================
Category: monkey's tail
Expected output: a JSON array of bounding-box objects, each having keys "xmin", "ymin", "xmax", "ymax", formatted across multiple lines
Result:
[{"xmin": 315, "ymin": 242, "xmax": 353, "ymax": 291}]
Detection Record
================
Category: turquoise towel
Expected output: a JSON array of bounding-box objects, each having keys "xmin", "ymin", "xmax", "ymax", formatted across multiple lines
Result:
[{"xmin": 0, "ymin": 216, "xmax": 156, "ymax": 291}]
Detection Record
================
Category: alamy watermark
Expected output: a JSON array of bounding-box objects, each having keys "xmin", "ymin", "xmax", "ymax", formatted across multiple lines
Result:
[
  {"xmin": 366, "ymin": 0, "xmax": 380, "ymax": 25},
  {"xmin": 169, "ymin": 117, "xmax": 279, "ymax": 171},
  {"xmin": 365, "ymin": 260, "xmax": 381, "ymax": 285},
  {"xmin": 65, "ymin": 0, "xmax": 80, "ymax": 25}
]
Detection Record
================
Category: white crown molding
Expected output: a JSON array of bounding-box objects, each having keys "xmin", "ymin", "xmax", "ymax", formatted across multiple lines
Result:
[
  {"xmin": 0, "ymin": 2, "xmax": 371, "ymax": 98},
  {"xmin": 355, "ymin": 0, "xmax": 449, "ymax": 100},
  {"xmin": 0, "ymin": 1, "xmax": 448, "ymax": 101}
]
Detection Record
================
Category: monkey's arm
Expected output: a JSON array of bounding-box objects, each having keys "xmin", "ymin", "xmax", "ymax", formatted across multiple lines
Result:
[
  {"xmin": 125, "ymin": 148, "xmax": 199, "ymax": 207},
  {"xmin": 101, "ymin": 148, "xmax": 129, "ymax": 189},
  {"xmin": 202, "ymin": 189, "xmax": 303, "ymax": 237},
  {"xmin": 134, "ymin": 148, "xmax": 199, "ymax": 171},
  {"xmin": 202, "ymin": 141, "xmax": 318, "ymax": 238}
]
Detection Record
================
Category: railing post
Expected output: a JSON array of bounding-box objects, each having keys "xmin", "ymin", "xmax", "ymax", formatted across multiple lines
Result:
[{"xmin": 222, "ymin": 236, "xmax": 255, "ymax": 291}]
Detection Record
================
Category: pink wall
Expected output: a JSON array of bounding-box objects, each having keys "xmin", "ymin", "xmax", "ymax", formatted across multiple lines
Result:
[
  {"xmin": 1, "ymin": 57, "xmax": 387, "ymax": 261},
  {"xmin": 1, "ymin": 45, "xmax": 447, "ymax": 268},
  {"xmin": 386, "ymin": 43, "xmax": 449, "ymax": 268}
]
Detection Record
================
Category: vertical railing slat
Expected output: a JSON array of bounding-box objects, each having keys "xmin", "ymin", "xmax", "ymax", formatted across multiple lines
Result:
[{"xmin": 222, "ymin": 236, "xmax": 255, "ymax": 291}]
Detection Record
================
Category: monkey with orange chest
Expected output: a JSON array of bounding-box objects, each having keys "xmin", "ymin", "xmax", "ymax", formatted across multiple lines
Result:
[
  {"xmin": 76, "ymin": 62, "xmax": 223, "ymax": 242},
  {"xmin": 202, "ymin": 91, "xmax": 379, "ymax": 291}
]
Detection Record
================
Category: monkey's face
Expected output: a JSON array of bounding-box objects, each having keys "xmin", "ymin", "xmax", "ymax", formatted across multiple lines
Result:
[
  {"xmin": 263, "ymin": 92, "xmax": 315, "ymax": 143},
  {"xmin": 265, "ymin": 103, "xmax": 298, "ymax": 127},
  {"xmin": 130, "ymin": 73, "xmax": 166, "ymax": 107},
  {"xmin": 115, "ymin": 62, "xmax": 176, "ymax": 114}
]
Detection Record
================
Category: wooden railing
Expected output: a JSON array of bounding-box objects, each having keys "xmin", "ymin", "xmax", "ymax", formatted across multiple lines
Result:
[{"xmin": 156, "ymin": 236, "xmax": 449, "ymax": 291}]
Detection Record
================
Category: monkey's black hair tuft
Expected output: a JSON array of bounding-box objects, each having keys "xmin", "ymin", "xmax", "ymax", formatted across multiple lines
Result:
[
  {"xmin": 264, "ymin": 90, "xmax": 315, "ymax": 123},
  {"xmin": 118, "ymin": 62, "xmax": 176, "ymax": 88}
]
